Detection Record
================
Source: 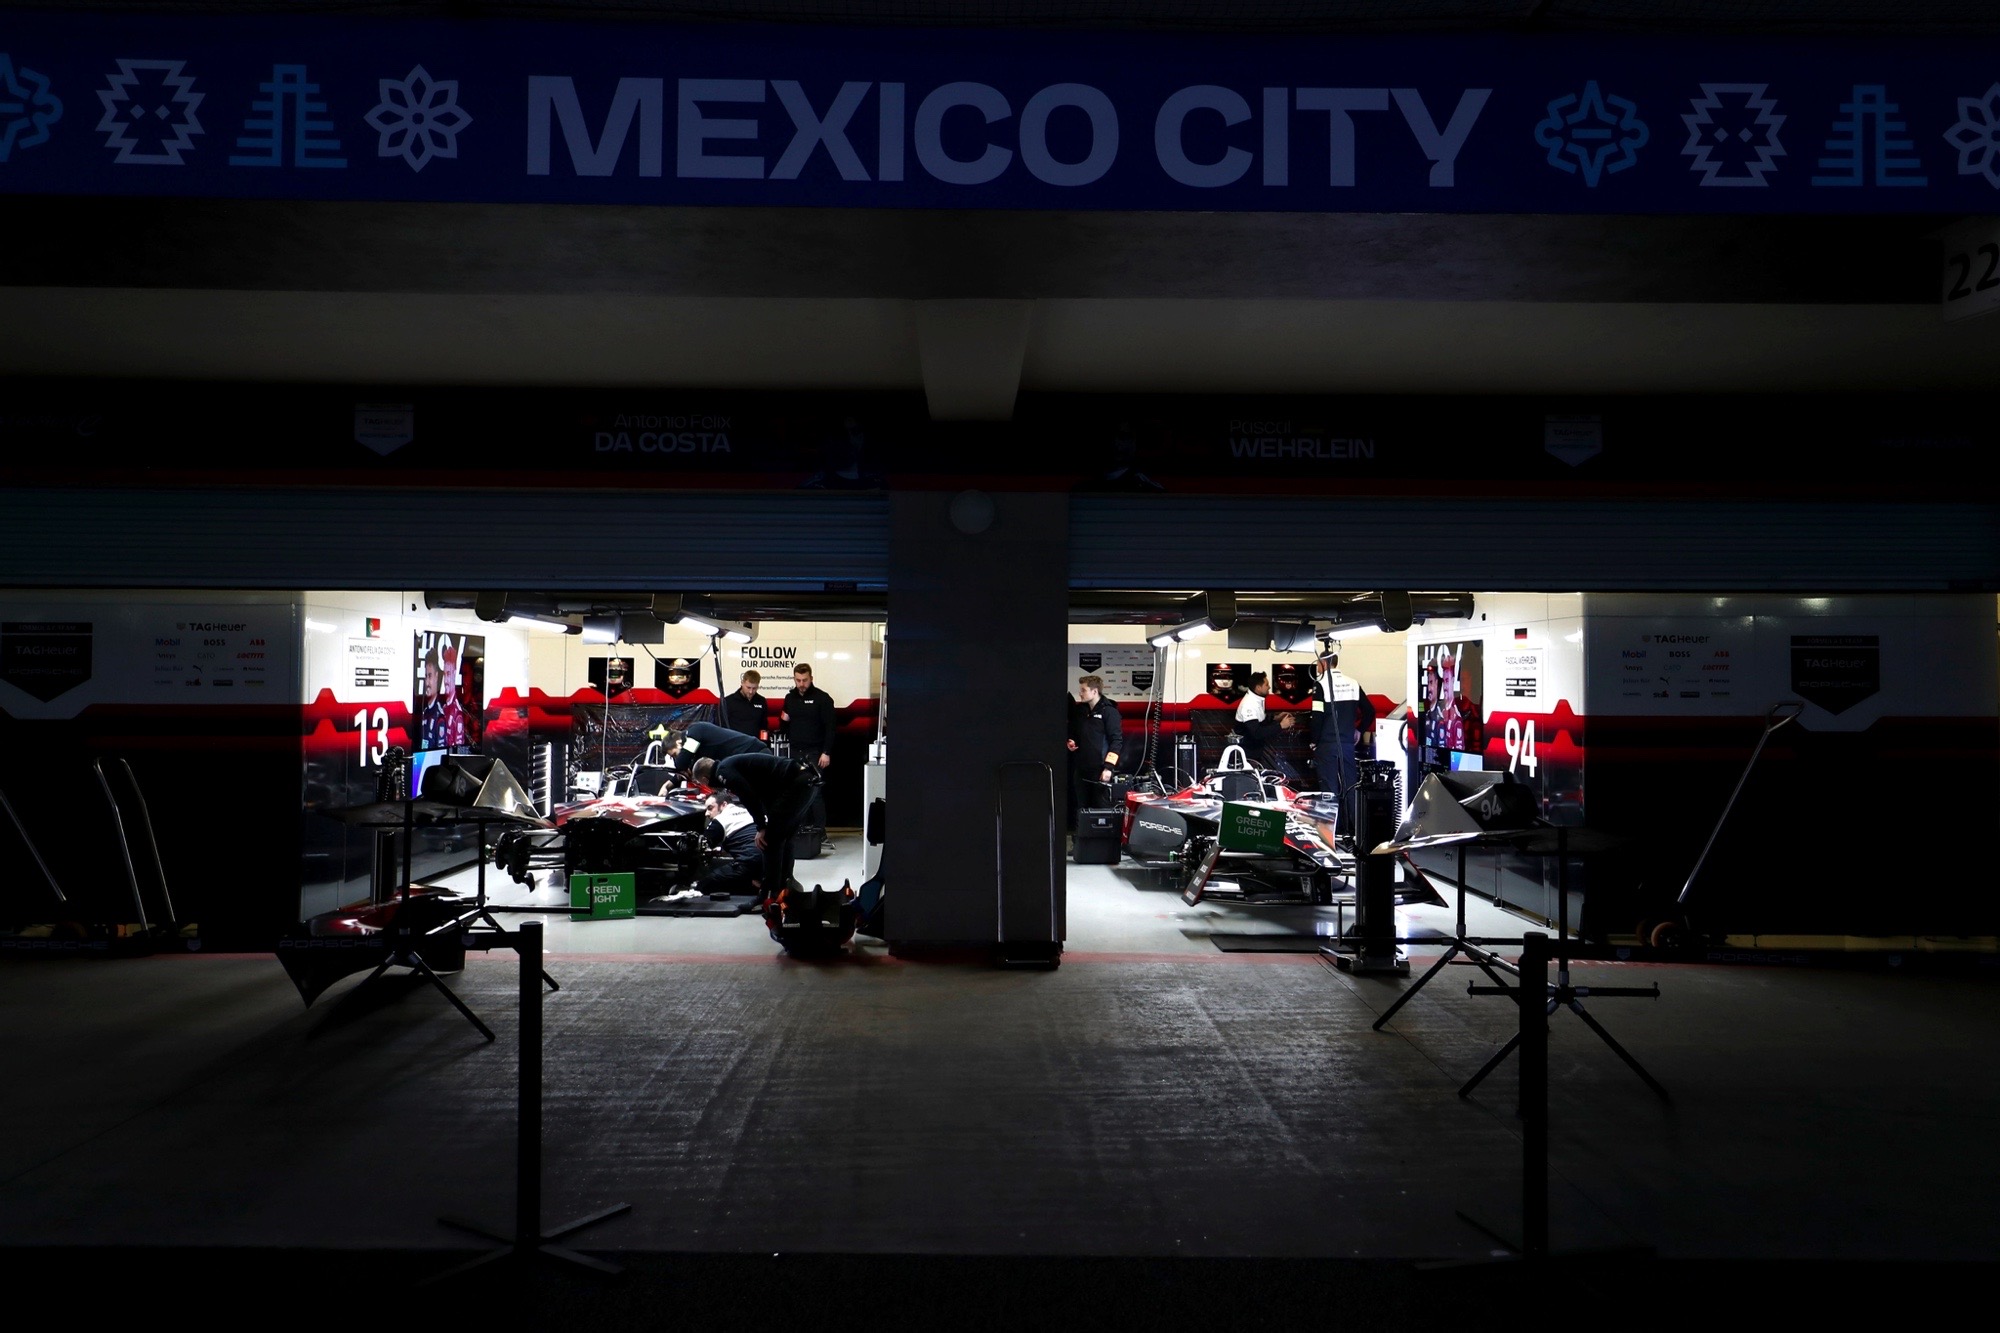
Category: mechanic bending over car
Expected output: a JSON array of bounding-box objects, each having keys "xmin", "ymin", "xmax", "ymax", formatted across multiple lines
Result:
[{"xmin": 690, "ymin": 751, "xmax": 821, "ymax": 896}]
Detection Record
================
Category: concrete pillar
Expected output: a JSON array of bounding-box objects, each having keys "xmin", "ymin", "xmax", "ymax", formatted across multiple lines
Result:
[{"xmin": 883, "ymin": 489, "xmax": 1068, "ymax": 947}]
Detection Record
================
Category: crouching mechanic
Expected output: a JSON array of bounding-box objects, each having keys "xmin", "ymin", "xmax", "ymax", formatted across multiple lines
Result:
[
  {"xmin": 690, "ymin": 751, "xmax": 821, "ymax": 898},
  {"xmin": 694, "ymin": 792, "xmax": 763, "ymax": 898}
]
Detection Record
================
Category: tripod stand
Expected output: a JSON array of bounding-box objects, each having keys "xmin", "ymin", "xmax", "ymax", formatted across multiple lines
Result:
[
  {"xmin": 451, "ymin": 812, "xmax": 561, "ymax": 995},
  {"xmin": 1370, "ymin": 841, "xmax": 1522, "ymax": 1030},
  {"xmin": 1458, "ymin": 824, "xmax": 1668, "ymax": 1102}
]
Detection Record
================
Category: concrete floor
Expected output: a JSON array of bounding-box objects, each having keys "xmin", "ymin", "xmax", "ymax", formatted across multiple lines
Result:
[{"xmin": 2, "ymin": 839, "xmax": 1997, "ymax": 1315}]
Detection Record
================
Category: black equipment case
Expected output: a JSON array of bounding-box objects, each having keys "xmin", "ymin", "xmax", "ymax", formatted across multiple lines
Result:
[{"xmin": 1074, "ymin": 808, "xmax": 1123, "ymax": 864}]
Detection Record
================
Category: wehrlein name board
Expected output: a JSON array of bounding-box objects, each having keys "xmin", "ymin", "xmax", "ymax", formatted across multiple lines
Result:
[{"xmin": 3, "ymin": 15, "xmax": 2000, "ymax": 213}]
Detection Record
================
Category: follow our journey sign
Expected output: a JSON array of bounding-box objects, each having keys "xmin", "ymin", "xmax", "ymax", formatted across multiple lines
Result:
[{"xmin": 3, "ymin": 12, "xmax": 2000, "ymax": 214}]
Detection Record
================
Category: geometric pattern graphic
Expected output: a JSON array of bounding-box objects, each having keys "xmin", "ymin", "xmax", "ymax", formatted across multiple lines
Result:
[
  {"xmin": 0, "ymin": 52, "xmax": 63, "ymax": 163},
  {"xmin": 363, "ymin": 65, "xmax": 471, "ymax": 172},
  {"xmin": 95, "ymin": 58, "xmax": 205, "ymax": 164},
  {"xmin": 1943, "ymin": 82, "xmax": 2000, "ymax": 189},
  {"xmin": 1812, "ymin": 84, "xmax": 1926, "ymax": 187},
  {"xmin": 1680, "ymin": 82, "xmax": 1786, "ymax": 186},
  {"xmin": 229, "ymin": 63, "xmax": 345, "ymax": 168},
  {"xmin": 1534, "ymin": 80, "xmax": 1648, "ymax": 186}
]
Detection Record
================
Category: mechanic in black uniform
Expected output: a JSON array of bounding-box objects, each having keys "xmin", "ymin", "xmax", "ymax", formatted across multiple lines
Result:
[
  {"xmin": 691, "ymin": 751, "xmax": 821, "ymax": 897},
  {"xmin": 669, "ymin": 719, "xmax": 769, "ymax": 771},
  {"xmin": 781, "ymin": 663, "xmax": 838, "ymax": 852},
  {"xmin": 1069, "ymin": 674, "xmax": 1125, "ymax": 820},
  {"xmin": 721, "ymin": 669, "xmax": 767, "ymax": 738}
]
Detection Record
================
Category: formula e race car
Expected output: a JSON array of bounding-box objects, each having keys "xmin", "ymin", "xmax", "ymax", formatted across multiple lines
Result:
[
  {"xmin": 1121, "ymin": 749, "xmax": 1442, "ymax": 909},
  {"xmin": 492, "ymin": 787, "xmax": 730, "ymax": 901}
]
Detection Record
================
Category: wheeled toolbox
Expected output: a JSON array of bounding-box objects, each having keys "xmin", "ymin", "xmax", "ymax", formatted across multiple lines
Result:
[
  {"xmin": 791, "ymin": 822, "xmax": 826, "ymax": 861},
  {"xmin": 1073, "ymin": 808, "xmax": 1123, "ymax": 864}
]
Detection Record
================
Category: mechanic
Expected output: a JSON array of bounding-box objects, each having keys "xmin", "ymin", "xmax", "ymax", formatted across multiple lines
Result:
[
  {"xmin": 691, "ymin": 751, "xmax": 821, "ymax": 897},
  {"xmin": 670, "ymin": 719, "xmax": 769, "ymax": 770},
  {"xmin": 722, "ymin": 669, "xmax": 767, "ymax": 739},
  {"xmin": 781, "ymin": 663, "xmax": 838, "ymax": 854},
  {"xmin": 1310, "ymin": 642, "xmax": 1363, "ymax": 833},
  {"xmin": 1233, "ymin": 671, "xmax": 1297, "ymax": 774},
  {"xmin": 692, "ymin": 791, "xmax": 764, "ymax": 898},
  {"xmin": 1070, "ymin": 674, "xmax": 1124, "ymax": 816}
]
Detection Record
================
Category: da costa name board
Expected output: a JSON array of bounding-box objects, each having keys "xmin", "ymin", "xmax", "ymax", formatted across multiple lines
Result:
[{"xmin": 3, "ymin": 15, "xmax": 2000, "ymax": 213}]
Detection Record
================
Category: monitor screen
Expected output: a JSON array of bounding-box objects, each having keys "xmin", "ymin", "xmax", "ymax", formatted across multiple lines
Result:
[{"xmin": 409, "ymin": 748, "xmax": 449, "ymax": 799}]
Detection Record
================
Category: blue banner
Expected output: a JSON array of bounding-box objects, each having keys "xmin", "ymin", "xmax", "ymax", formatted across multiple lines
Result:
[{"xmin": 3, "ymin": 11, "xmax": 1998, "ymax": 213}]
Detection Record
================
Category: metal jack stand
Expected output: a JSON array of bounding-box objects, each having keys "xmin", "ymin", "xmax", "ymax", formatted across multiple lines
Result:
[
  {"xmin": 1460, "ymin": 825, "xmax": 1667, "ymax": 1103},
  {"xmin": 435, "ymin": 922, "xmax": 631, "ymax": 1280}
]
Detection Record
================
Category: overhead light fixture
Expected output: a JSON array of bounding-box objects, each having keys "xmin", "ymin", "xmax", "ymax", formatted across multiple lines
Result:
[
  {"xmin": 677, "ymin": 613, "xmax": 722, "ymax": 638},
  {"xmin": 1175, "ymin": 623, "xmax": 1215, "ymax": 641},
  {"xmin": 720, "ymin": 623, "xmax": 754, "ymax": 644},
  {"xmin": 1334, "ymin": 622, "xmax": 1385, "ymax": 638},
  {"xmin": 581, "ymin": 613, "xmax": 620, "ymax": 644},
  {"xmin": 1148, "ymin": 630, "xmax": 1178, "ymax": 648},
  {"xmin": 504, "ymin": 612, "xmax": 578, "ymax": 635}
]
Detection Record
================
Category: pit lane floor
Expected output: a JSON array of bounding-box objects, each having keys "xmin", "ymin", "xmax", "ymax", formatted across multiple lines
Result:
[{"xmin": 1, "ymin": 844, "xmax": 1996, "ymax": 1311}]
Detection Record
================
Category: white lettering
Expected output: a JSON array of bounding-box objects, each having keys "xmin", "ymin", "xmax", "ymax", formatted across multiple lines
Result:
[
  {"xmin": 1155, "ymin": 85, "xmax": 1252, "ymax": 188},
  {"xmin": 1390, "ymin": 87, "xmax": 1490, "ymax": 186},
  {"xmin": 1018, "ymin": 83, "xmax": 1118, "ymax": 187},
  {"xmin": 770, "ymin": 80, "xmax": 872, "ymax": 181},
  {"xmin": 677, "ymin": 78, "xmax": 766, "ymax": 179},
  {"xmin": 915, "ymin": 82, "xmax": 1012, "ymax": 185},
  {"xmin": 526, "ymin": 76, "xmax": 663, "ymax": 177},
  {"xmin": 1294, "ymin": 87, "xmax": 1388, "ymax": 187},
  {"xmin": 1262, "ymin": 86, "xmax": 1288, "ymax": 186},
  {"xmin": 878, "ymin": 82, "xmax": 905, "ymax": 182}
]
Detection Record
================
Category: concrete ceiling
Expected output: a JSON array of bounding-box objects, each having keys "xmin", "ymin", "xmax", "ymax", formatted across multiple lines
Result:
[{"xmin": 4, "ymin": 199, "xmax": 1991, "ymax": 413}]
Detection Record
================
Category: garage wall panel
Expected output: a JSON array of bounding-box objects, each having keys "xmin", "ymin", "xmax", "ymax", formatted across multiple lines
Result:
[
  {"xmin": 0, "ymin": 488, "xmax": 889, "ymax": 589},
  {"xmin": 1070, "ymin": 496, "xmax": 1999, "ymax": 591}
]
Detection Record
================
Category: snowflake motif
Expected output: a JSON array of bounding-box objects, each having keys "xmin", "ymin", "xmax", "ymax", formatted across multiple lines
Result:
[
  {"xmin": 1943, "ymin": 83, "xmax": 2000, "ymax": 189},
  {"xmin": 0, "ymin": 52, "xmax": 63, "ymax": 163},
  {"xmin": 1534, "ymin": 81, "xmax": 1648, "ymax": 187},
  {"xmin": 363, "ymin": 65, "xmax": 470, "ymax": 172}
]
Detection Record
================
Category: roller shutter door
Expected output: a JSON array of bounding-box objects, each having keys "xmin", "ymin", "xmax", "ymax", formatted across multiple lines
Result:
[
  {"xmin": 0, "ymin": 487, "xmax": 889, "ymax": 589},
  {"xmin": 1070, "ymin": 496, "xmax": 2000, "ymax": 591}
]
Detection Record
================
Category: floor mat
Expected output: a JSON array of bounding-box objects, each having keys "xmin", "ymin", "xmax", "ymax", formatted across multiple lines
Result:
[
  {"xmin": 639, "ymin": 894, "xmax": 762, "ymax": 918},
  {"xmin": 1208, "ymin": 933, "xmax": 1330, "ymax": 953}
]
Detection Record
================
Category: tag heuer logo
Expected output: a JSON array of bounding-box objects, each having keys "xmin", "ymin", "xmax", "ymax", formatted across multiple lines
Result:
[
  {"xmin": 355, "ymin": 403, "xmax": 414, "ymax": 456},
  {"xmin": 1544, "ymin": 414, "xmax": 1602, "ymax": 467},
  {"xmin": 1078, "ymin": 653, "xmax": 1102, "ymax": 672}
]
